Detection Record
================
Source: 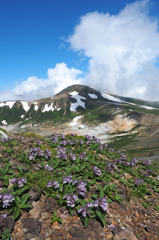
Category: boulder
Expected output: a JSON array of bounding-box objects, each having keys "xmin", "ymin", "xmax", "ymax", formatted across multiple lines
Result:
[
  {"xmin": 0, "ymin": 130, "xmax": 8, "ymax": 140},
  {"xmin": 148, "ymin": 150, "xmax": 159, "ymax": 157}
]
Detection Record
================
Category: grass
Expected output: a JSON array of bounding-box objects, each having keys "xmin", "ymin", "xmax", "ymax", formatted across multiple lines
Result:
[{"xmin": 0, "ymin": 132, "xmax": 159, "ymax": 234}]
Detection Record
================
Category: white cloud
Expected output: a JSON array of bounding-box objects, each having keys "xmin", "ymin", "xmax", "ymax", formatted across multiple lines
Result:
[
  {"xmin": 1, "ymin": 0, "xmax": 159, "ymax": 103},
  {"xmin": 0, "ymin": 62, "xmax": 83, "ymax": 102},
  {"xmin": 67, "ymin": 0, "xmax": 159, "ymax": 101}
]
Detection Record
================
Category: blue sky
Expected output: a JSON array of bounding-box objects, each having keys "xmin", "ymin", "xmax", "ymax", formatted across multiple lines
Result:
[{"xmin": 1, "ymin": 0, "xmax": 159, "ymax": 101}]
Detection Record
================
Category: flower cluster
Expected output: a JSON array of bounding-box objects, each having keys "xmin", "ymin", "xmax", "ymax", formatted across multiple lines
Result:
[
  {"xmin": 1, "ymin": 138, "xmax": 8, "ymax": 142},
  {"xmin": 0, "ymin": 190, "xmax": 14, "ymax": 208},
  {"xmin": 28, "ymin": 147, "xmax": 51, "ymax": 160},
  {"xmin": 11, "ymin": 177, "xmax": 27, "ymax": 187},
  {"xmin": 135, "ymin": 178, "xmax": 144, "ymax": 186},
  {"xmin": 94, "ymin": 166, "xmax": 101, "ymax": 176},
  {"xmin": 56, "ymin": 146, "xmax": 67, "ymax": 160},
  {"xmin": 79, "ymin": 152, "xmax": 87, "ymax": 160},
  {"xmin": 76, "ymin": 180, "xmax": 87, "ymax": 197},
  {"xmin": 45, "ymin": 179, "xmax": 59, "ymax": 188},
  {"xmin": 78, "ymin": 197, "xmax": 108, "ymax": 218},
  {"xmin": 51, "ymin": 134, "xmax": 59, "ymax": 143},
  {"xmin": 69, "ymin": 153, "xmax": 76, "ymax": 161},
  {"xmin": 36, "ymin": 139, "xmax": 42, "ymax": 145},
  {"xmin": 44, "ymin": 164, "xmax": 53, "ymax": 171},
  {"xmin": 94, "ymin": 197, "xmax": 108, "ymax": 212},
  {"xmin": 28, "ymin": 147, "xmax": 44, "ymax": 160},
  {"xmin": 78, "ymin": 202, "xmax": 93, "ymax": 217},
  {"xmin": 44, "ymin": 149, "xmax": 52, "ymax": 159},
  {"xmin": 63, "ymin": 193, "xmax": 78, "ymax": 207},
  {"xmin": 63, "ymin": 175, "xmax": 73, "ymax": 184}
]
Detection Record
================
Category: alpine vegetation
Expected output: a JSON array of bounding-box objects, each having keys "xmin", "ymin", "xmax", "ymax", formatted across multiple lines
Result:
[{"xmin": 0, "ymin": 131, "xmax": 159, "ymax": 236}]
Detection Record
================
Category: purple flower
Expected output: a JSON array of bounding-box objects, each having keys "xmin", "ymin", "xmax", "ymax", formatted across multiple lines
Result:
[
  {"xmin": 98, "ymin": 145, "xmax": 103, "ymax": 150},
  {"xmin": 45, "ymin": 179, "xmax": 59, "ymax": 189},
  {"xmin": 70, "ymin": 153, "xmax": 76, "ymax": 161},
  {"xmin": 94, "ymin": 197, "xmax": 108, "ymax": 212},
  {"xmin": 67, "ymin": 140, "xmax": 73, "ymax": 145},
  {"xmin": 76, "ymin": 181, "xmax": 87, "ymax": 197},
  {"xmin": 36, "ymin": 139, "xmax": 42, "ymax": 145},
  {"xmin": 109, "ymin": 225, "xmax": 115, "ymax": 229},
  {"xmin": 61, "ymin": 134, "xmax": 66, "ymax": 139},
  {"xmin": 28, "ymin": 153, "xmax": 35, "ymax": 160},
  {"xmin": 11, "ymin": 177, "xmax": 27, "ymax": 187},
  {"xmin": 60, "ymin": 140, "xmax": 67, "ymax": 146},
  {"xmin": 63, "ymin": 194, "xmax": 78, "ymax": 207},
  {"xmin": 78, "ymin": 202, "xmax": 93, "ymax": 217},
  {"xmin": 1, "ymin": 138, "xmax": 8, "ymax": 142},
  {"xmin": 44, "ymin": 164, "xmax": 53, "ymax": 171},
  {"xmin": 116, "ymin": 151, "xmax": 121, "ymax": 154},
  {"xmin": 45, "ymin": 149, "xmax": 52, "ymax": 158},
  {"xmin": 143, "ymin": 160, "xmax": 151, "ymax": 165},
  {"xmin": 112, "ymin": 163, "xmax": 117, "ymax": 169},
  {"xmin": 1, "ymin": 214, "xmax": 7, "ymax": 218},
  {"xmin": 0, "ymin": 190, "xmax": 14, "ymax": 208},
  {"xmin": 79, "ymin": 139, "xmax": 84, "ymax": 144},
  {"xmin": 94, "ymin": 166, "xmax": 101, "ymax": 176},
  {"xmin": 63, "ymin": 175, "xmax": 73, "ymax": 184},
  {"xmin": 79, "ymin": 152, "xmax": 87, "ymax": 160},
  {"xmin": 135, "ymin": 178, "xmax": 143, "ymax": 186}
]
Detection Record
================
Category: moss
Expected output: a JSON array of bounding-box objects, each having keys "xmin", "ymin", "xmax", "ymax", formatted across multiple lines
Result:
[
  {"xmin": 0, "ymin": 127, "xmax": 8, "ymax": 134},
  {"xmin": 20, "ymin": 132, "xmax": 44, "ymax": 140}
]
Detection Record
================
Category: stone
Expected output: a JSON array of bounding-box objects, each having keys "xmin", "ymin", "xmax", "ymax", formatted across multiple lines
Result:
[
  {"xmin": 0, "ymin": 130, "xmax": 8, "ymax": 140},
  {"xmin": 24, "ymin": 217, "xmax": 42, "ymax": 237},
  {"xmin": 0, "ymin": 216, "xmax": 14, "ymax": 236},
  {"xmin": 44, "ymin": 197, "xmax": 58, "ymax": 212},
  {"xmin": 114, "ymin": 229, "xmax": 138, "ymax": 240}
]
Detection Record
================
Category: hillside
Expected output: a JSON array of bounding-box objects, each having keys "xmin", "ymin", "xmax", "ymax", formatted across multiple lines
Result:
[{"xmin": 0, "ymin": 84, "xmax": 159, "ymax": 158}]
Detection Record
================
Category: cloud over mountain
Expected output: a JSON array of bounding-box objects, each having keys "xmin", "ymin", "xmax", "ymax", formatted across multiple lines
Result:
[
  {"xmin": 0, "ymin": 63, "xmax": 83, "ymax": 102},
  {"xmin": 1, "ymin": 0, "xmax": 159, "ymax": 102},
  {"xmin": 68, "ymin": 0, "xmax": 159, "ymax": 101}
]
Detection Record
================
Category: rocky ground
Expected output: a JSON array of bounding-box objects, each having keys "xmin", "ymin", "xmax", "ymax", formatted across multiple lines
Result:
[{"xmin": 0, "ymin": 133, "xmax": 159, "ymax": 240}]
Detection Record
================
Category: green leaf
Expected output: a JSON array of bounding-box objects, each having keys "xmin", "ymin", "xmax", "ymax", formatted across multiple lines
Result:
[
  {"xmin": 19, "ymin": 204, "xmax": 33, "ymax": 209},
  {"xmin": 80, "ymin": 165, "xmax": 86, "ymax": 170},
  {"xmin": 13, "ymin": 207, "xmax": 21, "ymax": 220},
  {"xmin": 103, "ymin": 184, "xmax": 109, "ymax": 191},
  {"xmin": 17, "ymin": 186, "xmax": 28, "ymax": 195},
  {"xmin": 91, "ymin": 194, "xmax": 98, "ymax": 199},
  {"xmin": 20, "ymin": 193, "xmax": 30, "ymax": 205},
  {"xmin": 17, "ymin": 166, "xmax": 23, "ymax": 173},
  {"xmin": 15, "ymin": 196, "xmax": 21, "ymax": 206},
  {"xmin": 88, "ymin": 179, "xmax": 96, "ymax": 186},
  {"xmin": 3, "ymin": 164, "xmax": 9, "ymax": 175},
  {"xmin": 81, "ymin": 217, "xmax": 90, "ymax": 228},
  {"xmin": 96, "ymin": 183, "xmax": 103, "ymax": 191},
  {"xmin": 95, "ymin": 211, "xmax": 105, "ymax": 226},
  {"xmin": 100, "ymin": 190, "xmax": 104, "ymax": 198},
  {"xmin": 3, "ymin": 176, "xmax": 9, "ymax": 186}
]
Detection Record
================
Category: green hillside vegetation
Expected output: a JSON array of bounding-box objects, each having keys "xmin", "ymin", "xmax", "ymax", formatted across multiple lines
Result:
[{"xmin": 0, "ymin": 132, "xmax": 159, "ymax": 239}]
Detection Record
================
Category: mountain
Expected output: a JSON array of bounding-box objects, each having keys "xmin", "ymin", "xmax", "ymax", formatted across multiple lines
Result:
[{"xmin": 1, "ymin": 84, "xmax": 159, "ymax": 158}]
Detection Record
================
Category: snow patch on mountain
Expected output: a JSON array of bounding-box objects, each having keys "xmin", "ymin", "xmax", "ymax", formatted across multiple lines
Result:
[
  {"xmin": 139, "ymin": 105, "xmax": 157, "ymax": 110},
  {"xmin": 42, "ymin": 103, "xmax": 54, "ymax": 112},
  {"xmin": 69, "ymin": 115, "xmax": 83, "ymax": 126},
  {"xmin": 20, "ymin": 101, "xmax": 30, "ymax": 112},
  {"xmin": 1, "ymin": 120, "xmax": 7, "ymax": 125},
  {"xmin": 33, "ymin": 102, "xmax": 38, "ymax": 111},
  {"xmin": 69, "ymin": 91, "xmax": 86, "ymax": 112},
  {"xmin": 0, "ymin": 101, "xmax": 16, "ymax": 109},
  {"xmin": 100, "ymin": 92, "xmax": 123, "ymax": 103},
  {"xmin": 88, "ymin": 93, "xmax": 98, "ymax": 99}
]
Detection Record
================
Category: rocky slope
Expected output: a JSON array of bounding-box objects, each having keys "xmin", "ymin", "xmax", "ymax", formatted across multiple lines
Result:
[{"xmin": 1, "ymin": 84, "xmax": 159, "ymax": 158}]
